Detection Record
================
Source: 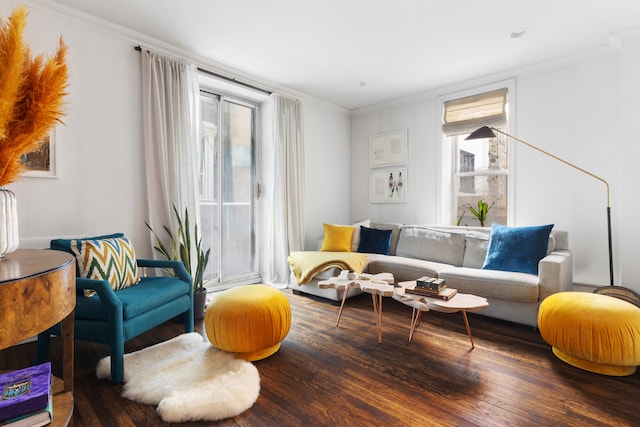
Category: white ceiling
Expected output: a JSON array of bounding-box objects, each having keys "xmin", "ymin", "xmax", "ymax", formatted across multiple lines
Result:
[{"xmin": 49, "ymin": 0, "xmax": 640, "ymax": 110}]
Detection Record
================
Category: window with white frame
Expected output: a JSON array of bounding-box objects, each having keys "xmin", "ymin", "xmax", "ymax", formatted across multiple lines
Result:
[{"xmin": 442, "ymin": 88, "xmax": 509, "ymax": 227}]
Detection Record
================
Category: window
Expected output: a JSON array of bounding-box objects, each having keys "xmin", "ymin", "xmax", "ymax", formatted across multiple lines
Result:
[
  {"xmin": 199, "ymin": 91, "xmax": 259, "ymax": 286},
  {"xmin": 442, "ymin": 88, "xmax": 509, "ymax": 226}
]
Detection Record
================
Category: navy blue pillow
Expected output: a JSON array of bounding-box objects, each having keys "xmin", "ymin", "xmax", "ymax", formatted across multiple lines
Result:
[
  {"xmin": 482, "ymin": 223, "xmax": 554, "ymax": 275},
  {"xmin": 357, "ymin": 226, "xmax": 392, "ymax": 255}
]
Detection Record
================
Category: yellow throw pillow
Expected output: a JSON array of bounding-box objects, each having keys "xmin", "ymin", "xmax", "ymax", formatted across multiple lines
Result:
[{"xmin": 320, "ymin": 223, "xmax": 354, "ymax": 252}]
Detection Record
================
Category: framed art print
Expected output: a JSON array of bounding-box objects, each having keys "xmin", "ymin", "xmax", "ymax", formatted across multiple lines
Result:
[
  {"xmin": 370, "ymin": 167, "xmax": 407, "ymax": 203},
  {"xmin": 21, "ymin": 129, "xmax": 57, "ymax": 178},
  {"xmin": 369, "ymin": 129, "xmax": 408, "ymax": 168}
]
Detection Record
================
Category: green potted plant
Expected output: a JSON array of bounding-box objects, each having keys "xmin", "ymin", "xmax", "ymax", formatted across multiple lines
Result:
[
  {"xmin": 466, "ymin": 199, "xmax": 495, "ymax": 227},
  {"xmin": 146, "ymin": 204, "xmax": 211, "ymax": 319}
]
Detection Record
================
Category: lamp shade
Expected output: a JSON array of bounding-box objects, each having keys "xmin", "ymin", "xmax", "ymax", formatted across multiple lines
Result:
[{"xmin": 465, "ymin": 126, "xmax": 497, "ymax": 140}]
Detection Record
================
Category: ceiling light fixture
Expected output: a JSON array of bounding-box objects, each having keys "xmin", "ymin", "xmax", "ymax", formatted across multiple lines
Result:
[
  {"xmin": 356, "ymin": 81, "xmax": 367, "ymax": 87},
  {"xmin": 509, "ymin": 28, "xmax": 529, "ymax": 39}
]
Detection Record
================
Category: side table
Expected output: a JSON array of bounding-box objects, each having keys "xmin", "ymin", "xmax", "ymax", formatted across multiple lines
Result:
[
  {"xmin": 0, "ymin": 249, "xmax": 76, "ymax": 426},
  {"xmin": 319, "ymin": 271, "xmax": 394, "ymax": 343}
]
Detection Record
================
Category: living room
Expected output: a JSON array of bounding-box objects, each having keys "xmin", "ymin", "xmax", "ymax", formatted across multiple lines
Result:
[
  {"xmin": 1, "ymin": 0, "xmax": 640, "ymax": 425},
  {"xmin": 4, "ymin": 0, "xmax": 638, "ymax": 294}
]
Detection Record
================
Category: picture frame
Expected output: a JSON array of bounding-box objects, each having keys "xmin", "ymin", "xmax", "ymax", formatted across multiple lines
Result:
[
  {"xmin": 21, "ymin": 129, "xmax": 57, "ymax": 178},
  {"xmin": 370, "ymin": 167, "xmax": 407, "ymax": 203},
  {"xmin": 369, "ymin": 129, "xmax": 408, "ymax": 168}
]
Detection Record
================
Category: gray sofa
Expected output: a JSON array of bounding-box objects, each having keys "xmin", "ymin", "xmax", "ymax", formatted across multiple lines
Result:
[{"xmin": 288, "ymin": 222, "xmax": 573, "ymax": 327}]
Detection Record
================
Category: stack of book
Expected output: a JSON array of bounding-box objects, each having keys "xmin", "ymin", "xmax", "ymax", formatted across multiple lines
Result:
[
  {"xmin": 0, "ymin": 362, "xmax": 53, "ymax": 427},
  {"xmin": 406, "ymin": 277, "xmax": 457, "ymax": 300}
]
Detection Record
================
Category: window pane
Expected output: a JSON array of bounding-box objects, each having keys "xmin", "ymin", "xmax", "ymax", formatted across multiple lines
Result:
[
  {"xmin": 456, "ymin": 174, "xmax": 508, "ymax": 227},
  {"xmin": 222, "ymin": 101, "xmax": 255, "ymax": 277},
  {"xmin": 199, "ymin": 95, "xmax": 220, "ymax": 281},
  {"xmin": 452, "ymin": 130, "xmax": 508, "ymax": 226}
]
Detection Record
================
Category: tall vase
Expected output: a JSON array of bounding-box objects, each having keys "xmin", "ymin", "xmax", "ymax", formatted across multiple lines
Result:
[{"xmin": 0, "ymin": 188, "xmax": 19, "ymax": 257}]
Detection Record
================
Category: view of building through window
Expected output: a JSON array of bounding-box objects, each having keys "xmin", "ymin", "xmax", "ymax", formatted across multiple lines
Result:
[{"xmin": 453, "ymin": 130, "xmax": 508, "ymax": 227}]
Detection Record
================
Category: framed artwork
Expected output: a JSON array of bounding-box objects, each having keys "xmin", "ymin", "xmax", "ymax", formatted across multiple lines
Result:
[
  {"xmin": 370, "ymin": 167, "xmax": 407, "ymax": 203},
  {"xmin": 21, "ymin": 129, "xmax": 57, "ymax": 178},
  {"xmin": 369, "ymin": 129, "xmax": 408, "ymax": 168}
]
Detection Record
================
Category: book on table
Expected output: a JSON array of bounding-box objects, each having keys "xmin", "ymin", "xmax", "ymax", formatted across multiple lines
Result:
[
  {"xmin": 415, "ymin": 276, "xmax": 446, "ymax": 292},
  {"xmin": 406, "ymin": 286, "xmax": 458, "ymax": 300},
  {"xmin": 0, "ymin": 362, "xmax": 52, "ymax": 426}
]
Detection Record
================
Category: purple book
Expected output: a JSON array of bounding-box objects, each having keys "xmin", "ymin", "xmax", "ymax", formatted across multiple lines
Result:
[{"xmin": 0, "ymin": 362, "xmax": 51, "ymax": 422}]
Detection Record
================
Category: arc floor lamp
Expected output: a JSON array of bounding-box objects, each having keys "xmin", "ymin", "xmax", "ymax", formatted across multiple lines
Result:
[{"xmin": 465, "ymin": 126, "xmax": 614, "ymax": 287}]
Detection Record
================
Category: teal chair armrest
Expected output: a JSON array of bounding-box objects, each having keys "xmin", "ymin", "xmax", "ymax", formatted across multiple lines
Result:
[
  {"xmin": 76, "ymin": 277, "xmax": 122, "ymax": 311},
  {"xmin": 136, "ymin": 259, "xmax": 193, "ymax": 285}
]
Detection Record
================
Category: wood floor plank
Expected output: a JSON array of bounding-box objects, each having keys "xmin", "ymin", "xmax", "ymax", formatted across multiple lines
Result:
[{"xmin": 1, "ymin": 289, "xmax": 638, "ymax": 426}]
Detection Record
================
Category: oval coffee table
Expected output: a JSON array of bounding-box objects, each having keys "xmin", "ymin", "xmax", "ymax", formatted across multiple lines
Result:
[{"xmin": 393, "ymin": 281, "xmax": 489, "ymax": 349}]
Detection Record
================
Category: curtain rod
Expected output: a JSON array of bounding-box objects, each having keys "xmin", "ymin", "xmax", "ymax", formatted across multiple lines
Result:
[{"xmin": 134, "ymin": 45, "xmax": 272, "ymax": 96}]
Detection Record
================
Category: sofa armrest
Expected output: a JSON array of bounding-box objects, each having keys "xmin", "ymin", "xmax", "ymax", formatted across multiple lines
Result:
[
  {"xmin": 136, "ymin": 259, "xmax": 192, "ymax": 285},
  {"xmin": 538, "ymin": 249, "xmax": 573, "ymax": 301},
  {"xmin": 76, "ymin": 277, "xmax": 123, "ymax": 314}
]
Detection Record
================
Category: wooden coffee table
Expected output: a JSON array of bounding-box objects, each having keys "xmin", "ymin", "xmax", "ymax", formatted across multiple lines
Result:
[
  {"xmin": 393, "ymin": 281, "xmax": 489, "ymax": 349},
  {"xmin": 318, "ymin": 272, "xmax": 394, "ymax": 343}
]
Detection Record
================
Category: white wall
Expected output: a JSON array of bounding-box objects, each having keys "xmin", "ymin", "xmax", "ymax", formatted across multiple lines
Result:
[
  {"xmin": 618, "ymin": 32, "xmax": 640, "ymax": 290},
  {"xmin": 5, "ymin": 1, "xmax": 351, "ymax": 261},
  {"xmin": 351, "ymin": 45, "xmax": 639, "ymax": 291}
]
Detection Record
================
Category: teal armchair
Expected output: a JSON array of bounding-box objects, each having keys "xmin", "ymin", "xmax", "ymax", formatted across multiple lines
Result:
[{"xmin": 37, "ymin": 234, "xmax": 194, "ymax": 384}]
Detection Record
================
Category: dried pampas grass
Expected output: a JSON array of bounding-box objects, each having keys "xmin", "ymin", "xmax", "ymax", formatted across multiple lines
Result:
[{"xmin": 0, "ymin": 6, "xmax": 68, "ymax": 186}]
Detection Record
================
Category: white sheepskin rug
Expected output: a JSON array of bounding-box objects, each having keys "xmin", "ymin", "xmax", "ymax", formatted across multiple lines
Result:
[{"xmin": 96, "ymin": 333, "xmax": 260, "ymax": 423}]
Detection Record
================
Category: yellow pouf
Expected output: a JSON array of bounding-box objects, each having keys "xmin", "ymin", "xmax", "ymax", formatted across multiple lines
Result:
[
  {"xmin": 205, "ymin": 285, "xmax": 291, "ymax": 361},
  {"xmin": 538, "ymin": 291, "xmax": 640, "ymax": 376}
]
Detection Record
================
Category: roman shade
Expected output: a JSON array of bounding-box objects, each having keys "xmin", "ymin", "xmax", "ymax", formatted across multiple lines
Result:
[{"xmin": 443, "ymin": 88, "xmax": 508, "ymax": 136}]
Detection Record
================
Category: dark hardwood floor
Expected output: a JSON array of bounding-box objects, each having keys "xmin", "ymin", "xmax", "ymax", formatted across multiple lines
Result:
[{"xmin": 2, "ymin": 289, "xmax": 639, "ymax": 427}]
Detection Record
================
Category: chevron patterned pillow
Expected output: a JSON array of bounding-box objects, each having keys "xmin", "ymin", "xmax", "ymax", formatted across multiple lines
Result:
[{"xmin": 71, "ymin": 237, "xmax": 141, "ymax": 291}]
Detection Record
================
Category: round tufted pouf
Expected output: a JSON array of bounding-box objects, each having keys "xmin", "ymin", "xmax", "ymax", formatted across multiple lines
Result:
[
  {"xmin": 204, "ymin": 284, "xmax": 291, "ymax": 361},
  {"xmin": 538, "ymin": 291, "xmax": 640, "ymax": 376}
]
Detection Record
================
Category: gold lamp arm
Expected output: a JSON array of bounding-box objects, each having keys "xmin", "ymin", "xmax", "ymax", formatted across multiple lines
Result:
[
  {"xmin": 489, "ymin": 127, "xmax": 611, "ymax": 208},
  {"xmin": 472, "ymin": 126, "xmax": 614, "ymax": 286}
]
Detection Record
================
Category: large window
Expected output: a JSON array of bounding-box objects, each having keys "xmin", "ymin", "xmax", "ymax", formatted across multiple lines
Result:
[
  {"xmin": 199, "ymin": 91, "xmax": 259, "ymax": 286},
  {"xmin": 443, "ymin": 88, "xmax": 509, "ymax": 226}
]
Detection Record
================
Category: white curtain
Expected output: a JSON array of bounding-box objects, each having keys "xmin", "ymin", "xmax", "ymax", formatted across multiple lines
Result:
[
  {"xmin": 267, "ymin": 94, "xmax": 305, "ymax": 286},
  {"xmin": 141, "ymin": 49, "xmax": 200, "ymax": 267}
]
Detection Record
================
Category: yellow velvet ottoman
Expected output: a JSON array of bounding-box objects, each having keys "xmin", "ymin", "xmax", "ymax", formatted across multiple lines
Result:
[
  {"xmin": 538, "ymin": 291, "xmax": 640, "ymax": 376},
  {"xmin": 205, "ymin": 284, "xmax": 291, "ymax": 361}
]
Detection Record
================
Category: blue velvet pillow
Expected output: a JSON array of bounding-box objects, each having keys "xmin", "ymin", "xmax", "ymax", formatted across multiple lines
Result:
[
  {"xmin": 357, "ymin": 226, "xmax": 392, "ymax": 255},
  {"xmin": 482, "ymin": 223, "xmax": 554, "ymax": 275}
]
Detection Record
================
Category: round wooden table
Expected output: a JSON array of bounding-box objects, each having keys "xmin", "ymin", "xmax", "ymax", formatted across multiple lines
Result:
[{"xmin": 0, "ymin": 249, "xmax": 76, "ymax": 426}]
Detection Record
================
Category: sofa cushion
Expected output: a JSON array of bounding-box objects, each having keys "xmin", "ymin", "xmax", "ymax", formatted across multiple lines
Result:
[
  {"xmin": 358, "ymin": 226, "xmax": 392, "ymax": 255},
  {"xmin": 396, "ymin": 226, "xmax": 466, "ymax": 266},
  {"xmin": 439, "ymin": 267, "xmax": 539, "ymax": 302},
  {"xmin": 365, "ymin": 254, "xmax": 455, "ymax": 283},
  {"xmin": 71, "ymin": 237, "xmax": 140, "ymax": 291},
  {"xmin": 74, "ymin": 276, "xmax": 191, "ymax": 320},
  {"xmin": 370, "ymin": 222, "xmax": 403, "ymax": 255},
  {"xmin": 483, "ymin": 223, "xmax": 554, "ymax": 275},
  {"xmin": 462, "ymin": 231, "xmax": 490, "ymax": 268},
  {"xmin": 320, "ymin": 223, "xmax": 355, "ymax": 252}
]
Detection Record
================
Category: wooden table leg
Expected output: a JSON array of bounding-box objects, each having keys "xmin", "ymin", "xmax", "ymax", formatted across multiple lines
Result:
[
  {"xmin": 335, "ymin": 283, "xmax": 351, "ymax": 327},
  {"xmin": 461, "ymin": 310, "xmax": 475, "ymax": 349},
  {"xmin": 408, "ymin": 309, "xmax": 422, "ymax": 343},
  {"xmin": 376, "ymin": 294, "xmax": 384, "ymax": 344}
]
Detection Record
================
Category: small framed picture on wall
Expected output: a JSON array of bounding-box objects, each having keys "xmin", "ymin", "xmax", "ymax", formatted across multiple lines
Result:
[
  {"xmin": 21, "ymin": 128, "xmax": 57, "ymax": 179},
  {"xmin": 370, "ymin": 167, "xmax": 407, "ymax": 203},
  {"xmin": 369, "ymin": 129, "xmax": 408, "ymax": 168}
]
